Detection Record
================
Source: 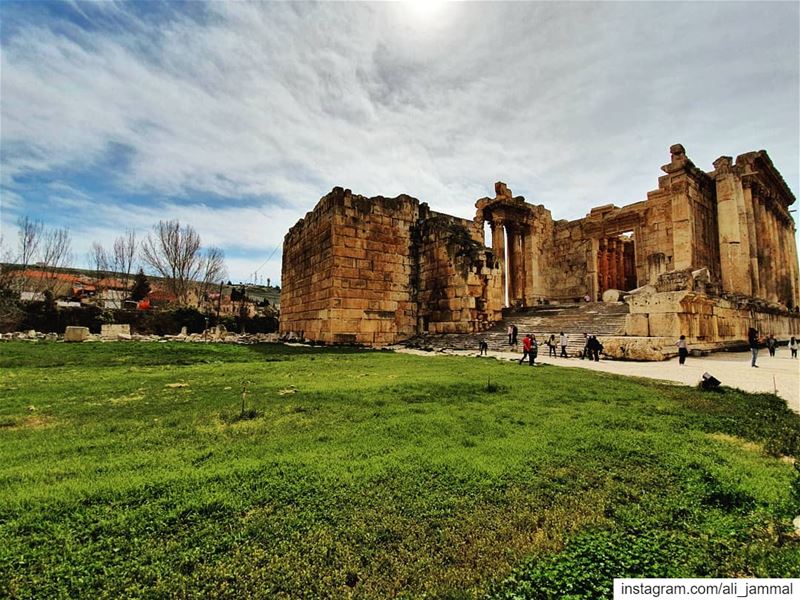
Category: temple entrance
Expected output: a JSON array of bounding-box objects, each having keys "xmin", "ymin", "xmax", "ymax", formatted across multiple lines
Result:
[
  {"xmin": 596, "ymin": 232, "xmax": 637, "ymax": 298},
  {"xmin": 484, "ymin": 218, "xmax": 528, "ymax": 308}
]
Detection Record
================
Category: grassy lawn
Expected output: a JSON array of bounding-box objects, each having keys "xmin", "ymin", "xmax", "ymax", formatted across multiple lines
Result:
[{"xmin": 1, "ymin": 341, "xmax": 798, "ymax": 599}]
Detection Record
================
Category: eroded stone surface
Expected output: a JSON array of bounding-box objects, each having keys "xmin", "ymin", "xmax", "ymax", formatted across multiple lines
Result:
[{"xmin": 64, "ymin": 326, "xmax": 89, "ymax": 342}]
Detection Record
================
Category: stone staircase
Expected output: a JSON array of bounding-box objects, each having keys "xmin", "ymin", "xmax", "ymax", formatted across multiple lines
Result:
[{"xmin": 406, "ymin": 302, "xmax": 630, "ymax": 354}]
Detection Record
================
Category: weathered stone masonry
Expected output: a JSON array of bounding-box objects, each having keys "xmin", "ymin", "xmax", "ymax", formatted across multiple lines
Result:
[
  {"xmin": 281, "ymin": 145, "xmax": 800, "ymax": 347},
  {"xmin": 280, "ymin": 187, "xmax": 502, "ymax": 345}
]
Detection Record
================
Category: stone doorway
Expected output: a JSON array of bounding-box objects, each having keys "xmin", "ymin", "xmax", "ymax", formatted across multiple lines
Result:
[{"xmin": 597, "ymin": 233, "xmax": 637, "ymax": 299}]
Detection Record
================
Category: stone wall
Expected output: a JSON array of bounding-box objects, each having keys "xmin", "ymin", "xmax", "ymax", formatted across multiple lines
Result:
[
  {"xmin": 549, "ymin": 220, "xmax": 592, "ymax": 301},
  {"xmin": 281, "ymin": 188, "xmax": 422, "ymax": 345},
  {"xmin": 280, "ymin": 190, "xmax": 337, "ymax": 342},
  {"xmin": 280, "ymin": 190, "xmax": 504, "ymax": 345},
  {"xmin": 327, "ymin": 190, "xmax": 420, "ymax": 345},
  {"xmin": 418, "ymin": 212, "xmax": 503, "ymax": 334},
  {"xmin": 624, "ymin": 289, "xmax": 800, "ymax": 343}
]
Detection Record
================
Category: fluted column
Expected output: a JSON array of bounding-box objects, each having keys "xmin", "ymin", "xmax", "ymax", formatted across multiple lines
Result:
[
  {"xmin": 597, "ymin": 238, "xmax": 607, "ymax": 297},
  {"xmin": 742, "ymin": 182, "xmax": 760, "ymax": 297},
  {"xmin": 607, "ymin": 238, "xmax": 617, "ymax": 292},
  {"xmin": 767, "ymin": 201, "xmax": 779, "ymax": 302},
  {"xmin": 787, "ymin": 223, "xmax": 800, "ymax": 309},
  {"xmin": 753, "ymin": 195, "xmax": 768, "ymax": 300}
]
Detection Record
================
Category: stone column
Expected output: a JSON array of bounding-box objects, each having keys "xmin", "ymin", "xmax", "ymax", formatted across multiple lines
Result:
[
  {"xmin": 491, "ymin": 220, "xmax": 507, "ymax": 306},
  {"xmin": 506, "ymin": 224, "xmax": 518, "ymax": 303},
  {"xmin": 766, "ymin": 200, "xmax": 779, "ymax": 303},
  {"xmin": 616, "ymin": 240, "xmax": 625, "ymax": 289},
  {"xmin": 597, "ymin": 238, "xmax": 608, "ymax": 298},
  {"xmin": 777, "ymin": 215, "xmax": 796, "ymax": 307},
  {"xmin": 771, "ymin": 207, "xmax": 786, "ymax": 304},
  {"xmin": 752, "ymin": 194, "xmax": 768, "ymax": 300},
  {"xmin": 742, "ymin": 182, "xmax": 760, "ymax": 297},
  {"xmin": 787, "ymin": 222, "xmax": 800, "ymax": 309},
  {"xmin": 587, "ymin": 238, "xmax": 600, "ymax": 301},
  {"xmin": 522, "ymin": 224, "xmax": 535, "ymax": 303},
  {"xmin": 713, "ymin": 157, "xmax": 752, "ymax": 296},
  {"xmin": 514, "ymin": 228, "xmax": 525, "ymax": 304},
  {"xmin": 518, "ymin": 228, "xmax": 528, "ymax": 305},
  {"xmin": 607, "ymin": 238, "xmax": 617, "ymax": 292},
  {"xmin": 623, "ymin": 240, "xmax": 636, "ymax": 290}
]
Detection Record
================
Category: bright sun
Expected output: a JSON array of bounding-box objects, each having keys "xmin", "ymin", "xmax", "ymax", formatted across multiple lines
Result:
[{"xmin": 404, "ymin": 0, "xmax": 449, "ymax": 24}]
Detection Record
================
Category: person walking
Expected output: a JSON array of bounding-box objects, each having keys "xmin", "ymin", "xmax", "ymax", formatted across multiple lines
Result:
[
  {"xmin": 766, "ymin": 334, "xmax": 777, "ymax": 357},
  {"xmin": 531, "ymin": 334, "xmax": 539, "ymax": 365},
  {"xmin": 676, "ymin": 334, "xmax": 688, "ymax": 365},
  {"xmin": 581, "ymin": 333, "xmax": 590, "ymax": 360},
  {"xmin": 479, "ymin": 340, "xmax": 488, "ymax": 356},
  {"xmin": 588, "ymin": 335, "xmax": 602, "ymax": 362},
  {"xmin": 748, "ymin": 327, "xmax": 760, "ymax": 368},
  {"xmin": 518, "ymin": 334, "xmax": 533, "ymax": 366},
  {"xmin": 547, "ymin": 334, "xmax": 557, "ymax": 357},
  {"xmin": 790, "ymin": 336, "xmax": 797, "ymax": 359},
  {"xmin": 512, "ymin": 325, "xmax": 519, "ymax": 346},
  {"xmin": 559, "ymin": 331, "xmax": 568, "ymax": 357},
  {"xmin": 507, "ymin": 325, "xmax": 513, "ymax": 346}
]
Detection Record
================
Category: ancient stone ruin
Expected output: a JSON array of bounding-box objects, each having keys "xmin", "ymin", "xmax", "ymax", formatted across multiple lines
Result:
[{"xmin": 280, "ymin": 145, "xmax": 800, "ymax": 349}]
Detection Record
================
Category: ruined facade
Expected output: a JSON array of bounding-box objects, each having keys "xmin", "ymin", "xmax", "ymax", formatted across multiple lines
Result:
[
  {"xmin": 280, "ymin": 188, "xmax": 503, "ymax": 345},
  {"xmin": 281, "ymin": 145, "xmax": 800, "ymax": 347}
]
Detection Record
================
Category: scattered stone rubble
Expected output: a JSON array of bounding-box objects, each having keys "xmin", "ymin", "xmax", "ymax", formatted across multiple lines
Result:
[{"xmin": 0, "ymin": 327, "xmax": 281, "ymax": 345}]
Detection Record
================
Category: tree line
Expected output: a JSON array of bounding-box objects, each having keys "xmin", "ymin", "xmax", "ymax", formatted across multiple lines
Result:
[{"xmin": 2, "ymin": 217, "xmax": 227, "ymax": 306}]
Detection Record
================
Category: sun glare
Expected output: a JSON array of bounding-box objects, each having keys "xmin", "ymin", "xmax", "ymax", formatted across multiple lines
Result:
[{"xmin": 404, "ymin": 0, "xmax": 449, "ymax": 24}]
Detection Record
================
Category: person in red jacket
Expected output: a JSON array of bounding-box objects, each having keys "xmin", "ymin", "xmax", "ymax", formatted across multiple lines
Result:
[{"xmin": 519, "ymin": 334, "xmax": 534, "ymax": 366}]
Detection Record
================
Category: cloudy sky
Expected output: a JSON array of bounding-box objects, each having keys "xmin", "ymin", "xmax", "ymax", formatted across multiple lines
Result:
[{"xmin": 1, "ymin": 0, "xmax": 798, "ymax": 285}]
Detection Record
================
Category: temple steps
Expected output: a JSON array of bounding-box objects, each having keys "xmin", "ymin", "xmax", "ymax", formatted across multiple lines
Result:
[{"xmin": 406, "ymin": 302, "xmax": 630, "ymax": 353}]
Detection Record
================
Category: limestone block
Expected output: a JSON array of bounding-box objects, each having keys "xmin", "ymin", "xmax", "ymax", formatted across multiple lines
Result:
[
  {"xmin": 624, "ymin": 314, "xmax": 650, "ymax": 337},
  {"xmin": 601, "ymin": 337, "xmax": 670, "ymax": 361},
  {"xmin": 100, "ymin": 324, "xmax": 132, "ymax": 340},
  {"xmin": 628, "ymin": 291, "xmax": 690, "ymax": 314},
  {"xmin": 648, "ymin": 313, "xmax": 681, "ymax": 338},
  {"xmin": 64, "ymin": 326, "xmax": 89, "ymax": 342}
]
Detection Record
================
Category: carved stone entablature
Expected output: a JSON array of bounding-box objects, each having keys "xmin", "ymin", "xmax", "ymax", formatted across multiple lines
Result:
[
  {"xmin": 712, "ymin": 156, "xmax": 736, "ymax": 177},
  {"xmin": 747, "ymin": 179, "xmax": 793, "ymax": 224},
  {"xmin": 737, "ymin": 150, "xmax": 796, "ymax": 208}
]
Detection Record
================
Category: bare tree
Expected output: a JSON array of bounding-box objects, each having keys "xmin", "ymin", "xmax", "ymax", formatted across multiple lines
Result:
[
  {"xmin": 113, "ymin": 229, "xmax": 137, "ymax": 290},
  {"xmin": 17, "ymin": 216, "xmax": 43, "ymax": 269},
  {"xmin": 198, "ymin": 246, "xmax": 227, "ymax": 303},
  {"xmin": 0, "ymin": 234, "xmax": 16, "ymax": 293},
  {"xmin": 141, "ymin": 220, "xmax": 205, "ymax": 305},
  {"xmin": 89, "ymin": 242, "xmax": 110, "ymax": 277},
  {"xmin": 0, "ymin": 236, "xmax": 24, "ymax": 329},
  {"xmin": 38, "ymin": 227, "xmax": 72, "ymax": 292},
  {"xmin": 88, "ymin": 241, "xmax": 110, "ymax": 296}
]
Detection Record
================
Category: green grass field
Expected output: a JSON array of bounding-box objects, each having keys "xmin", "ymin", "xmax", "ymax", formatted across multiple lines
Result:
[{"xmin": 1, "ymin": 341, "xmax": 798, "ymax": 599}]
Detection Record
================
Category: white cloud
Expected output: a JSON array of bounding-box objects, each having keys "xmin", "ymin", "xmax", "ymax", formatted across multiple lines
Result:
[{"xmin": 1, "ymin": 0, "xmax": 798, "ymax": 282}]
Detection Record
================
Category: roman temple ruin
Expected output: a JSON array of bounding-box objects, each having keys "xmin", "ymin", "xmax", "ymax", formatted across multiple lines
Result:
[{"xmin": 280, "ymin": 145, "xmax": 800, "ymax": 352}]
